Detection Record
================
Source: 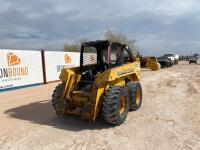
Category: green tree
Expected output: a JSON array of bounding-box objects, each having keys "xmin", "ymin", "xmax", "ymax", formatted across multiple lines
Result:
[
  {"xmin": 64, "ymin": 38, "xmax": 87, "ymax": 52},
  {"xmin": 64, "ymin": 31, "xmax": 137, "ymax": 55},
  {"xmin": 104, "ymin": 30, "xmax": 137, "ymax": 55}
]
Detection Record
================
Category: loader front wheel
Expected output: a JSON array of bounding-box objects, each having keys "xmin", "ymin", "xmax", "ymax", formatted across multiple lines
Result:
[
  {"xmin": 52, "ymin": 83, "xmax": 64, "ymax": 113},
  {"xmin": 102, "ymin": 86, "xmax": 129, "ymax": 126},
  {"xmin": 127, "ymin": 82, "xmax": 142, "ymax": 111}
]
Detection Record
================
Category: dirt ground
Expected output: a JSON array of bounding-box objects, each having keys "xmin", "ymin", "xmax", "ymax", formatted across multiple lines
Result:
[{"xmin": 0, "ymin": 61, "xmax": 200, "ymax": 150}]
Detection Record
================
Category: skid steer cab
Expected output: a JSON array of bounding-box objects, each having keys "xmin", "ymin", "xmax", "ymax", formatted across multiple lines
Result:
[{"xmin": 52, "ymin": 40, "xmax": 142, "ymax": 126}]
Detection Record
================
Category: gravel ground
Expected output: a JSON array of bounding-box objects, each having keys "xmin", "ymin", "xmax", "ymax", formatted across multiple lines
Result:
[{"xmin": 0, "ymin": 61, "xmax": 200, "ymax": 150}]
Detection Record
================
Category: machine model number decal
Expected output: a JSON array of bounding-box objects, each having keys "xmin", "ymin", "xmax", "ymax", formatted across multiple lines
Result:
[{"xmin": 116, "ymin": 68, "xmax": 134, "ymax": 76}]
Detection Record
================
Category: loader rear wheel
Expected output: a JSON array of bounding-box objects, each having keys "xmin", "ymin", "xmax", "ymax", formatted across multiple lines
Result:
[
  {"xmin": 102, "ymin": 86, "xmax": 129, "ymax": 126},
  {"xmin": 127, "ymin": 82, "xmax": 142, "ymax": 111},
  {"xmin": 52, "ymin": 83, "xmax": 64, "ymax": 112}
]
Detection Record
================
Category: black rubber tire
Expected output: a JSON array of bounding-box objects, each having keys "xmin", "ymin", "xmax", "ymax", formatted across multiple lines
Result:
[
  {"xmin": 126, "ymin": 82, "xmax": 142, "ymax": 111},
  {"xmin": 165, "ymin": 62, "xmax": 169, "ymax": 68},
  {"xmin": 102, "ymin": 86, "xmax": 129, "ymax": 126},
  {"xmin": 166, "ymin": 63, "xmax": 169, "ymax": 68},
  {"xmin": 52, "ymin": 83, "xmax": 64, "ymax": 111}
]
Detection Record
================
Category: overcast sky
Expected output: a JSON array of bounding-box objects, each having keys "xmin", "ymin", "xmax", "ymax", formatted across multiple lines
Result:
[{"xmin": 0, "ymin": 0, "xmax": 200, "ymax": 56}]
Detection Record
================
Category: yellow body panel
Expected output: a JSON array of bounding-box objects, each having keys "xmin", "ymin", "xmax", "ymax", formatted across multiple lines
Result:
[{"xmin": 56, "ymin": 61, "xmax": 141, "ymax": 121}]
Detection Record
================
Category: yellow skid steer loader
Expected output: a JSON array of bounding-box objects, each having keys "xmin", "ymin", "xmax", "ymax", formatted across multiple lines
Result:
[{"xmin": 52, "ymin": 40, "xmax": 142, "ymax": 126}]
